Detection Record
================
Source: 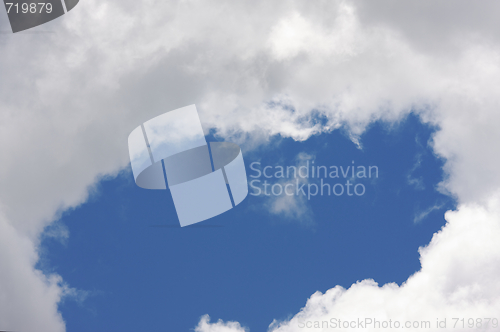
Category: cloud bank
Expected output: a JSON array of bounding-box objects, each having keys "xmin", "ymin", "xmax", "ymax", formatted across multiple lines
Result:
[
  {"xmin": 269, "ymin": 197, "xmax": 500, "ymax": 331},
  {"xmin": 1, "ymin": 0, "xmax": 500, "ymax": 330}
]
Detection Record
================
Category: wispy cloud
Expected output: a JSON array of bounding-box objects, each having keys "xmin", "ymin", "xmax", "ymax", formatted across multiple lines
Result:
[
  {"xmin": 413, "ymin": 202, "xmax": 446, "ymax": 223},
  {"xmin": 250, "ymin": 152, "xmax": 315, "ymax": 224},
  {"xmin": 407, "ymin": 152, "xmax": 425, "ymax": 190}
]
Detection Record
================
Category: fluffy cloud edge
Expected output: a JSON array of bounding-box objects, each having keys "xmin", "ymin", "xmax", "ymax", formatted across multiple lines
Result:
[{"xmin": 196, "ymin": 194, "xmax": 500, "ymax": 331}]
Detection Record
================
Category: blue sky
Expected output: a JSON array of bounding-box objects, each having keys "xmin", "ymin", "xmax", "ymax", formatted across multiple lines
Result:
[{"xmin": 39, "ymin": 114, "xmax": 454, "ymax": 331}]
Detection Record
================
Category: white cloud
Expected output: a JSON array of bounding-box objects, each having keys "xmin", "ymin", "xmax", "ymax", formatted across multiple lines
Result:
[
  {"xmin": 0, "ymin": 213, "xmax": 66, "ymax": 332},
  {"xmin": 197, "ymin": 196, "xmax": 500, "ymax": 331},
  {"xmin": 267, "ymin": 195, "xmax": 500, "ymax": 332},
  {"xmin": 250, "ymin": 152, "xmax": 315, "ymax": 223},
  {"xmin": 1, "ymin": 0, "xmax": 500, "ymax": 330},
  {"xmin": 413, "ymin": 203, "xmax": 445, "ymax": 224},
  {"xmin": 195, "ymin": 315, "xmax": 248, "ymax": 332}
]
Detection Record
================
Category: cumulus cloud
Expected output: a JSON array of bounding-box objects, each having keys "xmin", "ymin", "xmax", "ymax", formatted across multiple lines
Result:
[
  {"xmin": 1, "ymin": 0, "xmax": 500, "ymax": 330},
  {"xmin": 0, "ymin": 213, "xmax": 75, "ymax": 332},
  {"xmin": 267, "ymin": 196, "xmax": 500, "ymax": 332},
  {"xmin": 195, "ymin": 315, "xmax": 248, "ymax": 332},
  {"xmin": 197, "ymin": 196, "xmax": 500, "ymax": 332}
]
